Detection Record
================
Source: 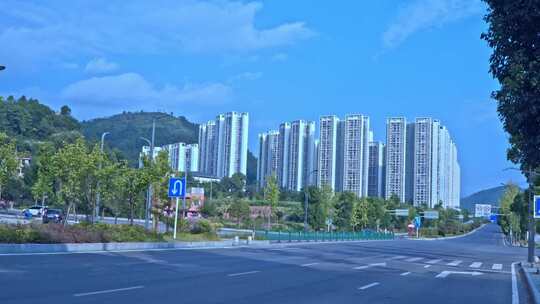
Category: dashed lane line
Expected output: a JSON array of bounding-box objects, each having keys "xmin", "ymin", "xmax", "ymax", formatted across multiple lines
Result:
[
  {"xmin": 426, "ymin": 259, "xmax": 441, "ymax": 264},
  {"xmin": 358, "ymin": 282, "xmax": 380, "ymax": 290},
  {"xmin": 400, "ymin": 272, "xmax": 411, "ymax": 276},
  {"xmin": 227, "ymin": 271, "xmax": 260, "ymax": 277},
  {"xmin": 492, "ymin": 264, "xmax": 503, "ymax": 270},
  {"xmin": 74, "ymin": 286, "xmax": 144, "ymax": 297},
  {"xmin": 405, "ymin": 257, "xmax": 423, "ymax": 262},
  {"xmin": 470, "ymin": 262, "xmax": 482, "ymax": 268}
]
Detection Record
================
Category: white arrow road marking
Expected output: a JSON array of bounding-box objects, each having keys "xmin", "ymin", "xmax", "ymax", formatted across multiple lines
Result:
[
  {"xmin": 470, "ymin": 262, "xmax": 482, "ymax": 268},
  {"xmin": 435, "ymin": 271, "xmax": 482, "ymax": 278},
  {"xmin": 406, "ymin": 257, "xmax": 423, "ymax": 262},
  {"xmin": 447, "ymin": 260, "xmax": 462, "ymax": 266},
  {"xmin": 354, "ymin": 262, "xmax": 386, "ymax": 270},
  {"xmin": 492, "ymin": 264, "xmax": 502, "ymax": 270},
  {"xmin": 426, "ymin": 259, "xmax": 441, "ymax": 264},
  {"xmin": 358, "ymin": 282, "xmax": 380, "ymax": 290},
  {"xmin": 400, "ymin": 272, "xmax": 411, "ymax": 276}
]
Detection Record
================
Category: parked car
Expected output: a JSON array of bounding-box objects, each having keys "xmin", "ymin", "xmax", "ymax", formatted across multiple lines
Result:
[
  {"xmin": 42, "ymin": 209, "xmax": 64, "ymax": 224},
  {"xmin": 23, "ymin": 205, "xmax": 47, "ymax": 217}
]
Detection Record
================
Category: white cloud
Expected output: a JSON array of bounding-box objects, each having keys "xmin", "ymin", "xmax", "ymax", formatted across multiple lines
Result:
[
  {"xmin": 0, "ymin": 1, "xmax": 314, "ymax": 68},
  {"xmin": 271, "ymin": 53, "xmax": 288, "ymax": 62},
  {"xmin": 229, "ymin": 72, "xmax": 262, "ymax": 83},
  {"xmin": 85, "ymin": 58, "xmax": 119, "ymax": 74},
  {"xmin": 382, "ymin": 0, "xmax": 484, "ymax": 49},
  {"xmin": 61, "ymin": 73, "xmax": 233, "ymax": 115}
]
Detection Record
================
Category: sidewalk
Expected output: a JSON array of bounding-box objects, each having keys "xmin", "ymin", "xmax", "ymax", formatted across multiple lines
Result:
[{"xmin": 520, "ymin": 262, "xmax": 540, "ymax": 304}]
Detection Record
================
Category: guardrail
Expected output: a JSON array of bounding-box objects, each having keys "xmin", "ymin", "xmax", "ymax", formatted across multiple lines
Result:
[{"xmin": 255, "ymin": 230, "xmax": 394, "ymax": 242}]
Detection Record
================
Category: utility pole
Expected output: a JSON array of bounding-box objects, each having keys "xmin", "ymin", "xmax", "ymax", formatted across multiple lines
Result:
[
  {"xmin": 528, "ymin": 165, "xmax": 535, "ymax": 264},
  {"xmin": 95, "ymin": 132, "xmax": 110, "ymax": 222}
]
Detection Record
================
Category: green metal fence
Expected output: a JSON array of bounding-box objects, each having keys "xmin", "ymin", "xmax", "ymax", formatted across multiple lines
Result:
[{"xmin": 255, "ymin": 230, "xmax": 394, "ymax": 242}]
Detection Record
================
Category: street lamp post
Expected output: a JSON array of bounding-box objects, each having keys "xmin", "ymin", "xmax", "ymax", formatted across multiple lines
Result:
[
  {"xmin": 95, "ymin": 132, "xmax": 110, "ymax": 222},
  {"xmin": 304, "ymin": 169, "xmax": 318, "ymax": 232},
  {"xmin": 140, "ymin": 119, "xmax": 156, "ymax": 230},
  {"xmin": 504, "ymin": 167, "xmax": 539, "ymax": 263}
]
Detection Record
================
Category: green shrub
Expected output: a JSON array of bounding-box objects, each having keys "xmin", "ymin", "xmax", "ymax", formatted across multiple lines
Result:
[{"xmin": 191, "ymin": 219, "xmax": 214, "ymax": 234}]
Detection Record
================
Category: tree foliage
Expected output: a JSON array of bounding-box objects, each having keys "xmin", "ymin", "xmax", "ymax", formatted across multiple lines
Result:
[
  {"xmin": 481, "ymin": 1, "xmax": 540, "ymax": 171},
  {"xmin": 0, "ymin": 132, "xmax": 18, "ymax": 201}
]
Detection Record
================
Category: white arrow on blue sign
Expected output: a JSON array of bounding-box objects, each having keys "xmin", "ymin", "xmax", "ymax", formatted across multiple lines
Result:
[
  {"xmin": 168, "ymin": 177, "xmax": 186, "ymax": 198},
  {"xmin": 534, "ymin": 196, "xmax": 540, "ymax": 219}
]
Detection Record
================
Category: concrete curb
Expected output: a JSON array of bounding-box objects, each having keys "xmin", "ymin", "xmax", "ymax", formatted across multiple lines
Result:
[
  {"xmin": 520, "ymin": 262, "xmax": 540, "ymax": 304},
  {"xmin": 0, "ymin": 240, "xmax": 270, "ymax": 255},
  {"xmin": 408, "ymin": 224, "xmax": 487, "ymax": 241}
]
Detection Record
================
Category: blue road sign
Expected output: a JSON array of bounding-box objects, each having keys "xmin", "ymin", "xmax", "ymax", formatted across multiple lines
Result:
[
  {"xmin": 534, "ymin": 196, "xmax": 540, "ymax": 219},
  {"xmin": 168, "ymin": 177, "xmax": 186, "ymax": 198},
  {"xmin": 490, "ymin": 214, "xmax": 498, "ymax": 222},
  {"xmin": 414, "ymin": 216, "xmax": 422, "ymax": 229}
]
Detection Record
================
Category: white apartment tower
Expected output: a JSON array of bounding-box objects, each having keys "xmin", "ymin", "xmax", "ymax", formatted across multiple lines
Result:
[
  {"xmin": 165, "ymin": 143, "xmax": 199, "ymax": 173},
  {"xmin": 385, "ymin": 118, "xmax": 407, "ymax": 202},
  {"xmin": 413, "ymin": 118, "xmax": 440, "ymax": 207},
  {"xmin": 318, "ymin": 115, "xmax": 340, "ymax": 190},
  {"xmin": 341, "ymin": 114, "xmax": 370, "ymax": 197},
  {"xmin": 368, "ymin": 141, "xmax": 385, "ymax": 198},
  {"xmin": 257, "ymin": 131, "xmax": 280, "ymax": 189},
  {"xmin": 198, "ymin": 112, "xmax": 249, "ymax": 178}
]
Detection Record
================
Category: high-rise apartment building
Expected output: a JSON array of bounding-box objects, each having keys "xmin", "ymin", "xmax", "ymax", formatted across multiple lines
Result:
[
  {"xmin": 258, "ymin": 120, "xmax": 316, "ymax": 191},
  {"xmin": 164, "ymin": 143, "xmax": 199, "ymax": 172},
  {"xmin": 385, "ymin": 117, "xmax": 408, "ymax": 202},
  {"xmin": 413, "ymin": 118, "xmax": 440, "ymax": 207},
  {"xmin": 368, "ymin": 141, "xmax": 385, "ymax": 198},
  {"xmin": 257, "ymin": 131, "xmax": 280, "ymax": 189},
  {"xmin": 341, "ymin": 114, "xmax": 370, "ymax": 197},
  {"xmin": 198, "ymin": 112, "xmax": 249, "ymax": 178},
  {"xmin": 318, "ymin": 115, "xmax": 340, "ymax": 190}
]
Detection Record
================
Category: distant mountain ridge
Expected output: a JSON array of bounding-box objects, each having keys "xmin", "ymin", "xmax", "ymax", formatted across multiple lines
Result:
[{"xmin": 460, "ymin": 186, "xmax": 509, "ymax": 212}]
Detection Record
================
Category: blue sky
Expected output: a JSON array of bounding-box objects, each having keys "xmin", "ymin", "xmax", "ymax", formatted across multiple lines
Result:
[{"xmin": 0, "ymin": 0, "xmax": 526, "ymax": 195}]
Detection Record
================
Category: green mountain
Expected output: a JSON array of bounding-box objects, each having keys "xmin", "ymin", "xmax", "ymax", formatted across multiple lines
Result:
[
  {"xmin": 460, "ymin": 186, "xmax": 509, "ymax": 212},
  {"xmin": 81, "ymin": 111, "xmax": 258, "ymax": 184},
  {"xmin": 0, "ymin": 96, "xmax": 80, "ymax": 145},
  {"xmin": 81, "ymin": 111, "xmax": 198, "ymax": 165}
]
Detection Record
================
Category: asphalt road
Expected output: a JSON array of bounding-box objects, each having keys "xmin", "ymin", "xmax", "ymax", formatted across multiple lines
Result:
[{"xmin": 0, "ymin": 223, "xmax": 530, "ymax": 304}]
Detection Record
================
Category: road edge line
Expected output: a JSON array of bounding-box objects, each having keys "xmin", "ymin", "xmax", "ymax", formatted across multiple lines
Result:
[{"xmin": 519, "ymin": 262, "xmax": 539, "ymax": 304}]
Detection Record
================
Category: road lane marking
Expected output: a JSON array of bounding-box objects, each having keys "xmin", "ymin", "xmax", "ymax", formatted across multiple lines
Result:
[
  {"xmin": 492, "ymin": 264, "xmax": 503, "ymax": 270},
  {"xmin": 426, "ymin": 259, "xmax": 441, "ymax": 264},
  {"xmin": 389, "ymin": 255, "xmax": 406, "ymax": 260},
  {"xmin": 511, "ymin": 262, "xmax": 519, "ymax": 304},
  {"xmin": 74, "ymin": 286, "xmax": 144, "ymax": 297},
  {"xmin": 424, "ymin": 265, "xmax": 431, "ymax": 268},
  {"xmin": 400, "ymin": 272, "xmax": 411, "ymax": 276},
  {"xmin": 435, "ymin": 271, "xmax": 482, "ymax": 278},
  {"xmin": 447, "ymin": 260, "xmax": 462, "ymax": 266},
  {"xmin": 470, "ymin": 262, "xmax": 482, "ymax": 268},
  {"xmin": 227, "ymin": 271, "xmax": 260, "ymax": 277},
  {"xmin": 301, "ymin": 263, "xmax": 319, "ymax": 267},
  {"xmin": 405, "ymin": 257, "xmax": 423, "ymax": 262},
  {"xmin": 354, "ymin": 262, "xmax": 386, "ymax": 270},
  {"xmin": 358, "ymin": 282, "xmax": 380, "ymax": 290}
]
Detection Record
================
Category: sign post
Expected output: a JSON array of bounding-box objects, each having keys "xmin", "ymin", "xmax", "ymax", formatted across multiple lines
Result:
[
  {"xmin": 414, "ymin": 216, "xmax": 422, "ymax": 238},
  {"xmin": 169, "ymin": 177, "xmax": 186, "ymax": 240}
]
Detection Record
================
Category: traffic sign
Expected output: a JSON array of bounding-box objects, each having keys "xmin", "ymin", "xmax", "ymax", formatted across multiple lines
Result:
[
  {"xmin": 534, "ymin": 196, "xmax": 540, "ymax": 219},
  {"xmin": 414, "ymin": 216, "xmax": 422, "ymax": 228},
  {"xmin": 423, "ymin": 211, "xmax": 439, "ymax": 219},
  {"xmin": 475, "ymin": 204, "xmax": 492, "ymax": 218},
  {"xmin": 168, "ymin": 177, "xmax": 186, "ymax": 198},
  {"xmin": 395, "ymin": 209, "xmax": 409, "ymax": 217}
]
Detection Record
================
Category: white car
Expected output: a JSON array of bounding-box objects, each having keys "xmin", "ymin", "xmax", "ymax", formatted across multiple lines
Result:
[{"xmin": 25, "ymin": 206, "xmax": 47, "ymax": 217}]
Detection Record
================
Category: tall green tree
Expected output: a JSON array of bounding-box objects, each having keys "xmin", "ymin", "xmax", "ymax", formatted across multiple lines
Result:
[
  {"xmin": 334, "ymin": 192, "xmax": 356, "ymax": 230},
  {"xmin": 31, "ymin": 143, "xmax": 56, "ymax": 205},
  {"xmin": 481, "ymin": 1, "xmax": 540, "ymax": 172},
  {"xmin": 351, "ymin": 198, "xmax": 369, "ymax": 231},
  {"xmin": 0, "ymin": 132, "xmax": 18, "ymax": 201},
  {"xmin": 229, "ymin": 199, "xmax": 250, "ymax": 227},
  {"xmin": 498, "ymin": 183, "xmax": 520, "ymax": 234},
  {"xmin": 264, "ymin": 175, "xmax": 280, "ymax": 225}
]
